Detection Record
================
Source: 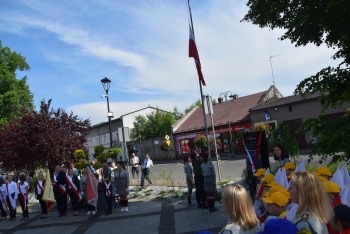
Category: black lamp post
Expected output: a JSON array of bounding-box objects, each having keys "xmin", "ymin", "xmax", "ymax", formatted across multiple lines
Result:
[
  {"xmin": 101, "ymin": 77, "xmax": 113, "ymax": 148},
  {"xmin": 219, "ymin": 91, "xmax": 235, "ymax": 158}
]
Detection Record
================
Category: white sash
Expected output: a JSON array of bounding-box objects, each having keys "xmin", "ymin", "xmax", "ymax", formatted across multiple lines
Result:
[
  {"xmin": 18, "ymin": 183, "xmax": 27, "ymax": 209},
  {"xmin": 65, "ymin": 176, "xmax": 82, "ymax": 201},
  {"xmin": 6, "ymin": 183, "xmax": 16, "ymax": 208},
  {"xmin": 104, "ymin": 181, "xmax": 111, "ymax": 196}
]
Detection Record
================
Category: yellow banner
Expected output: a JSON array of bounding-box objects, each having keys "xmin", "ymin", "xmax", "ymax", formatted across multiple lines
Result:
[{"xmin": 42, "ymin": 169, "xmax": 56, "ymax": 203}]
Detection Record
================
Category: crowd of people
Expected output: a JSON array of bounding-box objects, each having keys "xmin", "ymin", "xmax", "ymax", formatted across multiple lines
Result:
[
  {"xmin": 0, "ymin": 146, "xmax": 349, "ymax": 234},
  {"xmin": 0, "ymin": 153, "xmax": 156, "ymax": 221},
  {"xmin": 216, "ymin": 144, "xmax": 350, "ymax": 234}
]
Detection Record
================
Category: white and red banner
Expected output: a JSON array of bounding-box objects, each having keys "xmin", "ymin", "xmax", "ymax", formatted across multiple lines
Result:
[
  {"xmin": 189, "ymin": 22, "xmax": 206, "ymax": 86},
  {"xmin": 86, "ymin": 166, "xmax": 98, "ymax": 208}
]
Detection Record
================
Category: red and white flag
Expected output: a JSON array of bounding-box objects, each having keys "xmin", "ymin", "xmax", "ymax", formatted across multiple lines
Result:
[{"xmin": 189, "ymin": 22, "xmax": 206, "ymax": 86}]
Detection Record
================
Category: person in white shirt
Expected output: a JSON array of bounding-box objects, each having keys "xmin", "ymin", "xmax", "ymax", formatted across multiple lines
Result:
[
  {"xmin": 18, "ymin": 174, "xmax": 29, "ymax": 220},
  {"xmin": 35, "ymin": 172, "xmax": 48, "ymax": 219},
  {"xmin": 6, "ymin": 175, "xmax": 18, "ymax": 221},
  {"xmin": 0, "ymin": 176, "xmax": 7, "ymax": 221},
  {"xmin": 140, "ymin": 154, "xmax": 154, "ymax": 188},
  {"xmin": 130, "ymin": 153, "xmax": 140, "ymax": 181}
]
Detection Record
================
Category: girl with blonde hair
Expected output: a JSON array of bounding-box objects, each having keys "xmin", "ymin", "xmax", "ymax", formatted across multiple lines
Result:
[
  {"xmin": 219, "ymin": 184, "xmax": 261, "ymax": 234},
  {"xmin": 288, "ymin": 171, "xmax": 334, "ymax": 234}
]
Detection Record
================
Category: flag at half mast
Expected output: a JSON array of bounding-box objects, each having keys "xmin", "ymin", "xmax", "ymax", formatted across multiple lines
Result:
[{"xmin": 189, "ymin": 22, "xmax": 206, "ymax": 86}]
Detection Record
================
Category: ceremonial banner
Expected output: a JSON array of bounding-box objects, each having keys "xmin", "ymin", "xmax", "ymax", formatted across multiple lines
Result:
[
  {"xmin": 86, "ymin": 166, "xmax": 98, "ymax": 207},
  {"xmin": 42, "ymin": 169, "xmax": 55, "ymax": 203}
]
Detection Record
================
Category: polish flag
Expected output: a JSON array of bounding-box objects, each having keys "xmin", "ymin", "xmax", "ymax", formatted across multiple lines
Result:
[{"xmin": 189, "ymin": 23, "xmax": 206, "ymax": 86}]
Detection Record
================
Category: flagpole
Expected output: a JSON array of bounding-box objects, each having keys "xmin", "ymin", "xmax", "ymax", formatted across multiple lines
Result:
[{"xmin": 188, "ymin": 0, "xmax": 211, "ymax": 157}]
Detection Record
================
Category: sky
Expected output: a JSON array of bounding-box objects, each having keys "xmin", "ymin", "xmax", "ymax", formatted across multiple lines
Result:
[{"xmin": 0, "ymin": 0, "xmax": 338, "ymax": 125}]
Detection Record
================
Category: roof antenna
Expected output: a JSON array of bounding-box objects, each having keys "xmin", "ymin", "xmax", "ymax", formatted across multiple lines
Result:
[{"xmin": 269, "ymin": 54, "xmax": 281, "ymax": 97}]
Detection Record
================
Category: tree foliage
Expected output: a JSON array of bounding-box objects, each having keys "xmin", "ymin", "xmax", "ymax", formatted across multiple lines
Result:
[
  {"xmin": 271, "ymin": 124, "xmax": 299, "ymax": 157},
  {"xmin": 0, "ymin": 41, "xmax": 33, "ymax": 127},
  {"xmin": 0, "ymin": 100, "xmax": 90, "ymax": 174},
  {"xmin": 130, "ymin": 110, "xmax": 175, "ymax": 141},
  {"xmin": 243, "ymin": 1, "xmax": 350, "ymax": 161}
]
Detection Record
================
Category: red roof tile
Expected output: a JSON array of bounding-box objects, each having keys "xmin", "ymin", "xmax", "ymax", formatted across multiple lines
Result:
[{"xmin": 174, "ymin": 91, "xmax": 267, "ymax": 134}]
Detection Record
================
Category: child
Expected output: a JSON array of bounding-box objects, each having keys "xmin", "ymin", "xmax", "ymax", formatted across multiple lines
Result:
[
  {"xmin": 184, "ymin": 156, "xmax": 194, "ymax": 206},
  {"xmin": 35, "ymin": 172, "xmax": 48, "ymax": 219},
  {"xmin": 330, "ymin": 204, "xmax": 350, "ymax": 234},
  {"xmin": 18, "ymin": 174, "xmax": 29, "ymax": 220},
  {"xmin": 219, "ymin": 184, "xmax": 261, "ymax": 234},
  {"xmin": 289, "ymin": 171, "xmax": 333, "ymax": 233},
  {"xmin": 6, "ymin": 175, "xmax": 18, "ymax": 221}
]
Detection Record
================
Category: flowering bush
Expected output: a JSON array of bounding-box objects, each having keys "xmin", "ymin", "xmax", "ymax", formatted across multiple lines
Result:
[
  {"xmin": 194, "ymin": 134, "xmax": 208, "ymax": 151},
  {"xmin": 160, "ymin": 140, "xmax": 172, "ymax": 152}
]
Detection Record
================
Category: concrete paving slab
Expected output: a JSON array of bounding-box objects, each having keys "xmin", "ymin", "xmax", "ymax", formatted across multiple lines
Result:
[
  {"xmin": 13, "ymin": 225, "xmax": 79, "ymax": 234},
  {"xmin": 85, "ymin": 215, "xmax": 160, "ymax": 234}
]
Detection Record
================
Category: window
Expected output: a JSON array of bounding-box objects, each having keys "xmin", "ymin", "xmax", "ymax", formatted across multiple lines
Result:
[{"xmin": 288, "ymin": 105, "xmax": 293, "ymax": 112}]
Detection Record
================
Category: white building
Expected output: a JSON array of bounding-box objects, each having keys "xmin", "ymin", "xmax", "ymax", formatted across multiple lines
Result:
[{"xmin": 85, "ymin": 106, "xmax": 170, "ymax": 157}]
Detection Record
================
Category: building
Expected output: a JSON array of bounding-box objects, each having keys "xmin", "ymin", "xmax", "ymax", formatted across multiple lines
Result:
[
  {"xmin": 172, "ymin": 86, "xmax": 282, "ymax": 158},
  {"xmin": 250, "ymin": 93, "xmax": 349, "ymax": 148},
  {"xmin": 85, "ymin": 106, "xmax": 170, "ymax": 157}
]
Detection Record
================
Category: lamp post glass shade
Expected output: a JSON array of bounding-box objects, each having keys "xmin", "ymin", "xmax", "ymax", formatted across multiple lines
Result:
[{"xmin": 101, "ymin": 77, "xmax": 111, "ymax": 92}]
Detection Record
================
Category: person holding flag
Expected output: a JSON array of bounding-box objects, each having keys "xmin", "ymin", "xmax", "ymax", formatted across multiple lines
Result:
[
  {"xmin": 6, "ymin": 175, "xmax": 18, "ymax": 221},
  {"xmin": 52, "ymin": 165, "xmax": 67, "ymax": 217},
  {"xmin": 18, "ymin": 174, "xmax": 29, "ymax": 220},
  {"xmin": 85, "ymin": 165, "xmax": 98, "ymax": 215},
  {"xmin": 101, "ymin": 159, "xmax": 113, "ymax": 215},
  {"xmin": 66, "ymin": 168, "xmax": 81, "ymax": 216},
  {"xmin": 35, "ymin": 172, "xmax": 48, "ymax": 219}
]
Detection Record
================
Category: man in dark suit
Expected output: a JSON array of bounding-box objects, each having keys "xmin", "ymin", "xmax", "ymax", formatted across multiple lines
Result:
[{"xmin": 52, "ymin": 165, "xmax": 67, "ymax": 216}]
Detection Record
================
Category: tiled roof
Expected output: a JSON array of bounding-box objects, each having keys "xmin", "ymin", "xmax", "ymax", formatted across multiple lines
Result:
[
  {"xmin": 250, "ymin": 93, "xmax": 320, "ymax": 111},
  {"xmin": 173, "ymin": 91, "xmax": 267, "ymax": 134}
]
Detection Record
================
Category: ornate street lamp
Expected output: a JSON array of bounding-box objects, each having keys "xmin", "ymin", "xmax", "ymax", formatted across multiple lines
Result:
[{"xmin": 101, "ymin": 77, "xmax": 113, "ymax": 148}]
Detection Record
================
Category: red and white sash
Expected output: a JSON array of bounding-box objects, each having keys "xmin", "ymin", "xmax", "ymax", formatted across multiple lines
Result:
[
  {"xmin": 53, "ymin": 173, "xmax": 66, "ymax": 194},
  {"xmin": 65, "ymin": 176, "xmax": 82, "ymax": 201},
  {"xmin": 37, "ymin": 180, "xmax": 44, "ymax": 195},
  {"xmin": 104, "ymin": 181, "xmax": 111, "ymax": 196},
  {"xmin": 18, "ymin": 183, "xmax": 27, "ymax": 209},
  {"xmin": 6, "ymin": 183, "xmax": 16, "ymax": 208}
]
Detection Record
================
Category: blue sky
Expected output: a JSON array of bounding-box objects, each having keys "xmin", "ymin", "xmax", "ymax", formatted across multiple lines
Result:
[{"xmin": 0, "ymin": 0, "xmax": 338, "ymax": 124}]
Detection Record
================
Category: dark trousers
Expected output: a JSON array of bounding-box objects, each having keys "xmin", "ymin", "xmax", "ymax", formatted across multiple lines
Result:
[
  {"xmin": 68, "ymin": 190, "xmax": 79, "ymax": 212},
  {"xmin": 104, "ymin": 183, "xmax": 113, "ymax": 212},
  {"xmin": 18, "ymin": 194, "xmax": 29, "ymax": 218},
  {"xmin": 54, "ymin": 188, "xmax": 67, "ymax": 215},
  {"xmin": 141, "ymin": 168, "xmax": 152, "ymax": 187},
  {"xmin": 6, "ymin": 193, "xmax": 16, "ymax": 218},
  {"xmin": 37, "ymin": 194, "xmax": 48, "ymax": 215},
  {"xmin": 194, "ymin": 175, "xmax": 206, "ymax": 207},
  {"xmin": 87, "ymin": 204, "xmax": 96, "ymax": 212},
  {"xmin": 0, "ymin": 199, "xmax": 7, "ymax": 217}
]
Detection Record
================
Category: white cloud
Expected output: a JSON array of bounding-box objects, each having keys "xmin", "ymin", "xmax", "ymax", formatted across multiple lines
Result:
[
  {"xmin": 0, "ymin": 0, "xmax": 340, "ymax": 122},
  {"xmin": 67, "ymin": 99, "xmax": 187, "ymax": 125}
]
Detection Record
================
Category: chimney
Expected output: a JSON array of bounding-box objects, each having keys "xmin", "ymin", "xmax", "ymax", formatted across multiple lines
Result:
[{"xmin": 231, "ymin": 94, "xmax": 238, "ymax": 99}]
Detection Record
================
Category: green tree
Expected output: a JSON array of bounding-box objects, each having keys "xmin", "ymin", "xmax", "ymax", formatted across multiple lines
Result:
[
  {"xmin": 243, "ymin": 1, "xmax": 350, "ymax": 162},
  {"xmin": 173, "ymin": 107, "xmax": 183, "ymax": 120},
  {"xmin": 271, "ymin": 124, "xmax": 299, "ymax": 158},
  {"xmin": 0, "ymin": 41, "xmax": 33, "ymax": 127},
  {"xmin": 130, "ymin": 110, "xmax": 175, "ymax": 140},
  {"xmin": 184, "ymin": 98, "xmax": 217, "ymax": 115}
]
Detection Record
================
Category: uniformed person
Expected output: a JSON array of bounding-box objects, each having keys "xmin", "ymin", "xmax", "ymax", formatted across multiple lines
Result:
[
  {"xmin": 191, "ymin": 150, "xmax": 207, "ymax": 209},
  {"xmin": 201, "ymin": 153, "xmax": 217, "ymax": 212},
  {"xmin": 183, "ymin": 156, "xmax": 194, "ymax": 206},
  {"xmin": 101, "ymin": 159, "xmax": 113, "ymax": 215}
]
